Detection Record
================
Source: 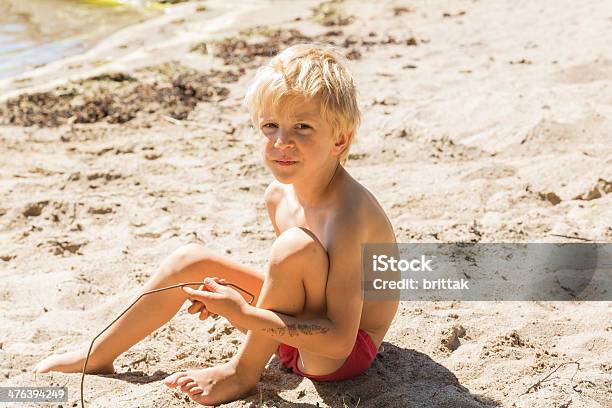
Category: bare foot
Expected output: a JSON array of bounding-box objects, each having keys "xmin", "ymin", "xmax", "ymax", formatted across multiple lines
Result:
[
  {"xmin": 33, "ymin": 350, "xmax": 115, "ymax": 374},
  {"xmin": 163, "ymin": 361, "xmax": 258, "ymax": 406}
]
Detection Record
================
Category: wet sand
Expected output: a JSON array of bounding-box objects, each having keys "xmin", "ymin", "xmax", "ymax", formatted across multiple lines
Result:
[{"xmin": 0, "ymin": 0, "xmax": 160, "ymax": 79}]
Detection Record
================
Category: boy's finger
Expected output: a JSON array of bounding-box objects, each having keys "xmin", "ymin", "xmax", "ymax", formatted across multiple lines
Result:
[
  {"xmin": 202, "ymin": 278, "xmax": 226, "ymax": 293},
  {"xmin": 183, "ymin": 286, "xmax": 208, "ymax": 298},
  {"xmin": 187, "ymin": 301, "xmax": 204, "ymax": 314},
  {"xmin": 188, "ymin": 284, "xmax": 206, "ymax": 295},
  {"xmin": 183, "ymin": 286, "xmax": 222, "ymax": 300},
  {"xmin": 198, "ymin": 309, "xmax": 209, "ymax": 320}
]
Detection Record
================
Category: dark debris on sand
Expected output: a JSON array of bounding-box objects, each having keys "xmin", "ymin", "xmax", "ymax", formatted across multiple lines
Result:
[
  {"xmin": 192, "ymin": 22, "xmax": 420, "ymax": 68},
  {"xmin": 202, "ymin": 27, "xmax": 313, "ymax": 67},
  {"xmin": 311, "ymin": 0, "xmax": 355, "ymax": 27},
  {"xmin": 0, "ymin": 63, "xmax": 233, "ymax": 127}
]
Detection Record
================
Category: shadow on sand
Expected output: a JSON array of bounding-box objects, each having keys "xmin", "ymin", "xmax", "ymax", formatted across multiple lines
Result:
[
  {"xmin": 88, "ymin": 343, "xmax": 502, "ymax": 407},
  {"xmin": 100, "ymin": 369, "xmax": 170, "ymax": 385},
  {"xmin": 248, "ymin": 343, "xmax": 502, "ymax": 408}
]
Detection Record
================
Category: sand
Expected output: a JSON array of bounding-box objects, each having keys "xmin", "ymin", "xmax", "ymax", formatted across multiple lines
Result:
[{"xmin": 1, "ymin": 0, "xmax": 611, "ymax": 407}]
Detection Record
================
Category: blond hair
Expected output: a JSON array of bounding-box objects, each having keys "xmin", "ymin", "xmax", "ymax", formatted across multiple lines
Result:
[{"xmin": 244, "ymin": 43, "xmax": 360, "ymax": 165}]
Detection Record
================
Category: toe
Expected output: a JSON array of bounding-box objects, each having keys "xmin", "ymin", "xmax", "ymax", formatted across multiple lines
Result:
[
  {"xmin": 188, "ymin": 386, "xmax": 204, "ymax": 396},
  {"xmin": 177, "ymin": 376, "xmax": 194, "ymax": 387},
  {"xmin": 180, "ymin": 381, "xmax": 197, "ymax": 393},
  {"xmin": 163, "ymin": 372, "xmax": 187, "ymax": 387}
]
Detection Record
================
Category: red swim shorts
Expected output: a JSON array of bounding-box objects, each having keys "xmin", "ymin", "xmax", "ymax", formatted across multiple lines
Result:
[{"xmin": 277, "ymin": 329, "xmax": 378, "ymax": 382}]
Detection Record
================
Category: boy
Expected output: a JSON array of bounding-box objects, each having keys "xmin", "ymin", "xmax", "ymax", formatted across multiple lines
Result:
[{"xmin": 34, "ymin": 43, "xmax": 398, "ymax": 406}]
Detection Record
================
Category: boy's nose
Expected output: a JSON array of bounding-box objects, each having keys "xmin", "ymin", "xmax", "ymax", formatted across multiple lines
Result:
[{"xmin": 274, "ymin": 131, "xmax": 294, "ymax": 149}]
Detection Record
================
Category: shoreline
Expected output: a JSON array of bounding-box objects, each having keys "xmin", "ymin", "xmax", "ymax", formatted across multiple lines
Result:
[
  {"xmin": 0, "ymin": 0, "xmax": 320, "ymax": 101},
  {"xmin": 0, "ymin": 0, "xmax": 164, "ymax": 82}
]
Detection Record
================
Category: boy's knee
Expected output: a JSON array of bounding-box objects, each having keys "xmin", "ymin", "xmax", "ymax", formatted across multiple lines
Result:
[
  {"xmin": 268, "ymin": 227, "xmax": 328, "ymax": 278},
  {"xmin": 162, "ymin": 243, "xmax": 214, "ymax": 276}
]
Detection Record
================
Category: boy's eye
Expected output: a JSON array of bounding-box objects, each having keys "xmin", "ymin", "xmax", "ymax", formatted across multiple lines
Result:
[
  {"xmin": 261, "ymin": 123, "xmax": 278, "ymax": 134},
  {"xmin": 295, "ymin": 123, "xmax": 311, "ymax": 130}
]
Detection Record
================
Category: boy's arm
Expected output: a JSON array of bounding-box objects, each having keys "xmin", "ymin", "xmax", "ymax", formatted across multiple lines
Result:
[{"xmin": 233, "ymin": 224, "xmax": 363, "ymax": 359}]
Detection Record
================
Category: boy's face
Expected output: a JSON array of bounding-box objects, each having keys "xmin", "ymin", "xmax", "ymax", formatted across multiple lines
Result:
[{"xmin": 258, "ymin": 97, "xmax": 338, "ymax": 184}]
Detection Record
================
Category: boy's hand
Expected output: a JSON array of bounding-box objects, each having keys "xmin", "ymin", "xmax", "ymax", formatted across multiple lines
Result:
[
  {"xmin": 183, "ymin": 277, "xmax": 249, "ymax": 323},
  {"xmin": 186, "ymin": 278, "xmax": 222, "ymax": 320}
]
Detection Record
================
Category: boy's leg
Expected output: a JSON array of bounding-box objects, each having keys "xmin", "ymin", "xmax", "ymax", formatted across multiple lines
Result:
[
  {"xmin": 33, "ymin": 244, "xmax": 264, "ymax": 373},
  {"xmin": 166, "ymin": 227, "xmax": 339, "ymax": 406}
]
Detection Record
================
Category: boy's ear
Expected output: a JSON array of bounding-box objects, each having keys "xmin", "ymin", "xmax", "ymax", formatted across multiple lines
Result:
[{"xmin": 332, "ymin": 131, "xmax": 353, "ymax": 156}]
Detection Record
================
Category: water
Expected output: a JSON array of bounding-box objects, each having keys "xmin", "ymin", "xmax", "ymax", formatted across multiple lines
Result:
[{"xmin": 0, "ymin": 0, "xmax": 163, "ymax": 80}]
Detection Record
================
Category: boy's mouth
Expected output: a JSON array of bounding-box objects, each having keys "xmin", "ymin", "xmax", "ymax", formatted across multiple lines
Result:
[{"xmin": 273, "ymin": 160, "xmax": 297, "ymax": 166}]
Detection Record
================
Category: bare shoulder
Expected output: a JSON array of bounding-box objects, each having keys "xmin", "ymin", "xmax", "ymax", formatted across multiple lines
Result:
[
  {"xmin": 264, "ymin": 180, "xmax": 285, "ymax": 207},
  {"xmin": 330, "ymin": 177, "xmax": 395, "ymax": 244},
  {"xmin": 264, "ymin": 180, "xmax": 285, "ymax": 236}
]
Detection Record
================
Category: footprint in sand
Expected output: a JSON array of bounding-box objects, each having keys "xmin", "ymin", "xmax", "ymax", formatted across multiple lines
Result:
[{"xmin": 554, "ymin": 59, "xmax": 612, "ymax": 84}]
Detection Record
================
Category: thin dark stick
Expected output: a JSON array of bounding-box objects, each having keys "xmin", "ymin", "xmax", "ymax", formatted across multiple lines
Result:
[
  {"xmin": 80, "ymin": 281, "xmax": 255, "ymax": 408},
  {"xmin": 519, "ymin": 360, "xmax": 581, "ymax": 397},
  {"xmin": 549, "ymin": 234, "xmax": 593, "ymax": 242}
]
